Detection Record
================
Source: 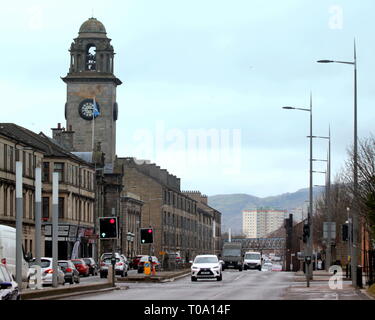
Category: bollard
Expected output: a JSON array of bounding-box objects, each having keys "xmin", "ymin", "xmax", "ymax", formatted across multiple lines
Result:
[{"xmin": 28, "ymin": 266, "xmax": 42, "ymax": 290}]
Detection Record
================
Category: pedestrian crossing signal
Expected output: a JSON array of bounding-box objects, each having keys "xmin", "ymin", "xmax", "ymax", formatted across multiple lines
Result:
[
  {"xmin": 99, "ymin": 217, "xmax": 118, "ymax": 239},
  {"xmin": 140, "ymin": 228, "xmax": 153, "ymax": 244}
]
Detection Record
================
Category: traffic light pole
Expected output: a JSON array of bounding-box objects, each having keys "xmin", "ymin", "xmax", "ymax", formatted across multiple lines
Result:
[{"xmin": 111, "ymin": 208, "xmax": 116, "ymax": 287}]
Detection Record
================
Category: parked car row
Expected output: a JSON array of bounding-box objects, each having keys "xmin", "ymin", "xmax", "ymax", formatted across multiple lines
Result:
[{"xmin": 28, "ymin": 257, "xmax": 99, "ymax": 286}]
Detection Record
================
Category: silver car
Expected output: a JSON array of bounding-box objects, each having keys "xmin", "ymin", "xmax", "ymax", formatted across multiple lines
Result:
[
  {"xmin": 99, "ymin": 253, "xmax": 128, "ymax": 278},
  {"xmin": 29, "ymin": 258, "xmax": 65, "ymax": 286}
]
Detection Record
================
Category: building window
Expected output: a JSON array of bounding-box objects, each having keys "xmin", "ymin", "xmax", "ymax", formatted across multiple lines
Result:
[
  {"xmin": 54, "ymin": 163, "xmax": 64, "ymax": 182},
  {"xmin": 42, "ymin": 197, "xmax": 49, "ymax": 220},
  {"xmin": 58, "ymin": 197, "xmax": 64, "ymax": 219},
  {"xmin": 22, "ymin": 151, "xmax": 26, "ymax": 176},
  {"xmin": 29, "ymin": 154, "xmax": 33, "ymax": 178},
  {"xmin": 42, "ymin": 162, "xmax": 50, "ymax": 182},
  {"xmin": 9, "ymin": 146, "xmax": 14, "ymax": 173},
  {"xmin": 4, "ymin": 187, "xmax": 8, "ymax": 216},
  {"xmin": 29, "ymin": 193, "xmax": 33, "ymax": 220}
]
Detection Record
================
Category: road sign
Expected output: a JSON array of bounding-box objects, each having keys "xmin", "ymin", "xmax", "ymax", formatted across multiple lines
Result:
[{"xmin": 323, "ymin": 222, "xmax": 336, "ymax": 240}]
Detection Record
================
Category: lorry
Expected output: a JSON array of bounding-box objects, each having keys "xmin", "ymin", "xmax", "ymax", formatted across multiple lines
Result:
[
  {"xmin": 0, "ymin": 225, "xmax": 31, "ymax": 286},
  {"xmin": 221, "ymin": 242, "xmax": 243, "ymax": 271}
]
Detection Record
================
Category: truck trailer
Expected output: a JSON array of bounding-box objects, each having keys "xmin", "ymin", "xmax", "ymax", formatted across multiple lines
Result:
[{"xmin": 221, "ymin": 242, "xmax": 243, "ymax": 271}]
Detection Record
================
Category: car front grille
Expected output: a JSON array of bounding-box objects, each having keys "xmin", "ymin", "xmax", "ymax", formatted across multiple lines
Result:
[{"xmin": 197, "ymin": 268, "xmax": 214, "ymax": 276}]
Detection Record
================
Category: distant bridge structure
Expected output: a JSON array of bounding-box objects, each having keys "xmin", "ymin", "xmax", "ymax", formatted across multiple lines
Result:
[{"xmin": 224, "ymin": 238, "xmax": 286, "ymax": 251}]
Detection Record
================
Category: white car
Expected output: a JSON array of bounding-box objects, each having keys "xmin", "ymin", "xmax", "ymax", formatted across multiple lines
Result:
[
  {"xmin": 261, "ymin": 262, "xmax": 273, "ymax": 272},
  {"xmin": 100, "ymin": 254, "xmax": 128, "ymax": 278},
  {"xmin": 191, "ymin": 255, "xmax": 222, "ymax": 282},
  {"xmin": 29, "ymin": 258, "xmax": 65, "ymax": 286}
]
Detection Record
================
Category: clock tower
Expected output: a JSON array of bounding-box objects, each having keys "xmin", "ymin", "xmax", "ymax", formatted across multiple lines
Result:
[{"xmin": 62, "ymin": 17, "xmax": 122, "ymax": 169}]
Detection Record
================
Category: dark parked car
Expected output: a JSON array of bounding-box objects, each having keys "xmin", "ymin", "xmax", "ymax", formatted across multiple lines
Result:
[
  {"xmin": 0, "ymin": 263, "xmax": 20, "ymax": 300},
  {"xmin": 82, "ymin": 258, "xmax": 98, "ymax": 276},
  {"xmin": 58, "ymin": 260, "xmax": 80, "ymax": 284},
  {"xmin": 71, "ymin": 259, "xmax": 90, "ymax": 277}
]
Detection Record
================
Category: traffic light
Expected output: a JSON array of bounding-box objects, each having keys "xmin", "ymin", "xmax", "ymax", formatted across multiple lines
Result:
[
  {"xmin": 140, "ymin": 228, "xmax": 153, "ymax": 244},
  {"xmin": 303, "ymin": 224, "xmax": 310, "ymax": 243},
  {"xmin": 99, "ymin": 217, "xmax": 118, "ymax": 239},
  {"xmin": 342, "ymin": 224, "xmax": 349, "ymax": 241}
]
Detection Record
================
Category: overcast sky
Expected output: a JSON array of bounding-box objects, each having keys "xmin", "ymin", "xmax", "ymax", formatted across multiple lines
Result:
[{"xmin": 1, "ymin": 1, "xmax": 374, "ymax": 197}]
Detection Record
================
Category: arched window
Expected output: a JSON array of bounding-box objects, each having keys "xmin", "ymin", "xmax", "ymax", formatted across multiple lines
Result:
[{"xmin": 86, "ymin": 45, "xmax": 97, "ymax": 71}]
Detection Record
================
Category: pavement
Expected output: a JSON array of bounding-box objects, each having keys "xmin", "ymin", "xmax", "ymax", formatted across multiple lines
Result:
[
  {"xmin": 20, "ymin": 269, "xmax": 191, "ymax": 300},
  {"xmin": 283, "ymin": 270, "xmax": 374, "ymax": 300}
]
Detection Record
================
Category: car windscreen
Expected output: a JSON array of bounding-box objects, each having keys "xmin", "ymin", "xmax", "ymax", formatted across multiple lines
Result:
[
  {"xmin": 0, "ymin": 266, "xmax": 8, "ymax": 282},
  {"xmin": 58, "ymin": 262, "xmax": 68, "ymax": 267},
  {"xmin": 29, "ymin": 259, "xmax": 51, "ymax": 268},
  {"xmin": 83, "ymin": 259, "xmax": 91, "ymax": 264},
  {"xmin": 245, "ymin": 254, "xmax": 261, "ymax": 260},
  {"xmin": 140, "ymin": 257, "xmax": 157, "ymax": 262},
  {"xmin": 223, "ymin": 249, "xmax": 241, "ymax": 256},
  {"xmin": 72, "ymin": 260, "xmax": 83, "ymax": 265},
  {"xmin": 103, "ymin": 258, "xmax": 120, "ymax": 263},
  {"xmin": 194, "ymin": 257, "xmax": 218, "ymax": 264}
]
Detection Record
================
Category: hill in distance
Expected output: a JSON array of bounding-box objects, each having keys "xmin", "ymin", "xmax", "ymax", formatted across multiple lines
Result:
[{"xmin": 208, "ymin": 187, "xmax": 324, "ymax": 235}]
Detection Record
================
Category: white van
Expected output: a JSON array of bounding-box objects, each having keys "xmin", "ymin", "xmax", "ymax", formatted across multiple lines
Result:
[
  {"xmin": 243, "ymin": 251, "xmax": 262, "ymax": 271},
  {"xmin": 0, "ymin": 225, "xmax": 30, "ymax": 284}
]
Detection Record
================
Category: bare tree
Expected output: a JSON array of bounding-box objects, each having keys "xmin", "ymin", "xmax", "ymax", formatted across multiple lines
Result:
[
  {"xmin": 342, "ymin": 135, "xmax": 375, "ymax": 241},
  {"xmin": 313, "ymin": 180, "xmax": 352, "ymax": 248}
]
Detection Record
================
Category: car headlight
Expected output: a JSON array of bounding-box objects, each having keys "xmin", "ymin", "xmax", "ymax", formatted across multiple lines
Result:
[
  {"xmin": 212, "ymin": 266, "xmax": 220, "ymax": 270},
  {"xmin": 191, "ymin": 266, "xmax": 199, "ymax": 271}
]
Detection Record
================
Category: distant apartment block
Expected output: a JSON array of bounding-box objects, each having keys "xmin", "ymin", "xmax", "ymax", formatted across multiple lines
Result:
[{"xmin": 242, "ymin": 209, "xmax": 287, "ymax": 238}]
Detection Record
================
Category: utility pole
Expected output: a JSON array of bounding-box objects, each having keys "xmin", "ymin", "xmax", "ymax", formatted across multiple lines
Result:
[
  {"xmin": 15, "ymin": 161, "xmax": 23, "ymax": 290},
  {"xmin": 35, "ymin": 167, "xmax": 42, "ymax": 266},
  {"xmin": 326, "ymin": 127, "xmax": 332, "ymax": 270},
  {"xmin": 52, "ymin": 172, "xmax": 59, "ymax": 288},
  {"xmin": 111, "ymin": 208, "xmax": 116, "ymax": 287}
]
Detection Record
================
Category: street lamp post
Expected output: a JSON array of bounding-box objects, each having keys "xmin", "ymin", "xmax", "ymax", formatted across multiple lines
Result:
[
  {"xmin": 283, "ymin": 93, "xmax": 314, "ymax": 285},
  {"xmin": 317, "ymin": 40, "xmax": 359, "ymax": 287},
  {"xmin": 311, "ymin": 130, "xmax": 332, "ymax": 270}
]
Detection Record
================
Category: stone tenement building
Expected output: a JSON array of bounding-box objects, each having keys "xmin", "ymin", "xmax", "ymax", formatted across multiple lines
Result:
[
  {"xmin": 182, "ymin": 191, "xmax": 222, "ymax": 257},
  {"xmin": 0, "ymin": 123, "xmax": 96, "ymax": 260},
  {"xmin": 119, "ymin": 158, "xmax": 222, "ymax": 262}
]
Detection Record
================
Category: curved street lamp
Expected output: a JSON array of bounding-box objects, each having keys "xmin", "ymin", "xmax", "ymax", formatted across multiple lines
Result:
[
  {"xmin": 317, "ymin": 40, "xmax": 359, "ymax": 287},
  {"xmin": 282, "ymin": 93, "xmax": 313, "ymax": 286}
]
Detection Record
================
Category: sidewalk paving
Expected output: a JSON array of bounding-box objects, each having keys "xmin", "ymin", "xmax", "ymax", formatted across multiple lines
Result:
[{"xmin": 283, "ymin": 271, "xmax": 373, "ymax": 300}]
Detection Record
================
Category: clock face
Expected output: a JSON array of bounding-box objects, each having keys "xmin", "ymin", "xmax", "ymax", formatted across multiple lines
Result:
[{"xmin": 78, "ymin": 99, "xmax": 100, "ymax": 120}]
